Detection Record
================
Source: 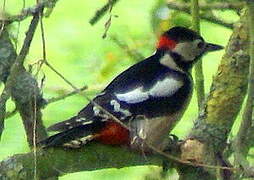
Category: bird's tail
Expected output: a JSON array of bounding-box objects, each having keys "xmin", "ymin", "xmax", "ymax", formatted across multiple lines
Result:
[{"xmin": 38, "ymin": 125, "xmax": 96, "ymax": 148}]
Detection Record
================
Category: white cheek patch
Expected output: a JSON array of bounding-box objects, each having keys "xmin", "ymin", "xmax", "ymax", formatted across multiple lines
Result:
[
  {"xmin": 173, "ymin": 42, "xmax": 200, "ymax": 61},
  {"xmin": 115, "ymin": 77, "xmax": 183, "ymax": 104}
]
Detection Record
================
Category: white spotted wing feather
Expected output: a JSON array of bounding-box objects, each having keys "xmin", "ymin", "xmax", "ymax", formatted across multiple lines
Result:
[{"xmin": 115, "ymin": 77, "xmax": 183, "ymax": 104}]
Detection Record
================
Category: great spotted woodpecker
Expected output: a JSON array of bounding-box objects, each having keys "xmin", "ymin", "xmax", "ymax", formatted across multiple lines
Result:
[{"xmin": 39, "ymin": 27, "xmax": 223, "ymax": 151}]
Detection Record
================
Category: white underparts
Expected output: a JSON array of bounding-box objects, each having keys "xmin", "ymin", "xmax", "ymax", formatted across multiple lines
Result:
[{"xmin": 115, "ymin": 77, "xmax": 183, "ymax": 104}]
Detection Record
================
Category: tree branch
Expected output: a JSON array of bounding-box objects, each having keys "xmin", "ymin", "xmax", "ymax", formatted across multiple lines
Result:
[
  {"xmin": 5, "ymin": 85, "xmax": 89, "ymax": 120},
  {"xmin": 167, "ymin": 1, "xmax": 235, "ymax": 29},
  {"xmin": 191, "ymin": 0, "xmax": 205, "ymax": 112},
  {"xmin": 46, "ymin": 85, "xmax": 88, "ymax": 105},
  {"xmin": 89, "ymin": 0, "xmax": 120, "ymax": 25},
  {"xmin": 167, "ymin": 1, "xmax": 244, "ymax": 11},
  {"xmin": 0, "ymin": 13, "xmax": 48, "ymax": 146},
  {"xmin": 0, "ymin": 29, "xmax": 17, "ymax": 139},
  {"xmin": 0, "ymin": 143, "xmax": 162, "ymax": 179},
  {"xmin": 2, "ymin": 0, "xmax": 59, "ymax": 23},
  {"xmin": 233, "ymin": 1, "xmax": 254, "ymax": 178},
  {"xmin": 0, "ymin": 14, "xmax": 41, "ymax": 139},
  {"xmin": 110, "ymin": 35, "xmax": 145, "ymax": 61},
  {"xmin": 178, "ymin": 10, "xmax": 249, "ymax": 179}
]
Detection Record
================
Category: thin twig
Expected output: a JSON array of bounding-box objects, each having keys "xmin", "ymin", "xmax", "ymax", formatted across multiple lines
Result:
[
  {"xmin": 33, "ymin": 1, "xmax": 42, "ymax": 178},
  {"xmin": 5, "ymin": 86, "xmax": 88, "ymax": 119},
  {"xmin": 13, "ymin": 0, "xmax": 26, "ymax": 51},
  {"xmin": 146, "ymin": 141, "xmax": 237, "ymax": 171},
  {"xmin": 191, "ymin": 0, "xmax": 205, "ymax": 112},
  {"xmin": 44, "ymin": 61, "xmax": 78, "ymax": 90},
  {"xmin": 32, "ymin": 91, "xmax": 37, "ymax": 180},
  {"xmin": 167, "ymin": 1, "xmax": 234, "ymax": 29},
  {"xmin": 89, "ymin": 0, "xmax": 120, "ymax": 25},
  {"xmin": 167, "ymin": 1, "xmax": 244, "ymax": 11},
  {"xmin": 40, "ymin": 10, "xmax": 46, "ymax": 60},
  {"xmin": 2, "ymin": 0, "xmax": 58, "ymax": 23},
  {"xmin": 46, "ymin": 85, "xmax": 88, "ymax": 104},
  {"xmin": 34, "ymin": 8, "xmax": 46, "ymax": 77},
  {"xmin": 110, "ymin": 35, "xmax": 145, "ymax": 61}
]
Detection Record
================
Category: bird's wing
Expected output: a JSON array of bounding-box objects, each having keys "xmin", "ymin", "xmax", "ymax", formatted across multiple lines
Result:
[
  {"xmin": 47, "ymin": 55, "xmax": 183, "ymax": 132},
  {"xmin": 114, "ymin": 76, "xmax": 183, "ymax": 104}
]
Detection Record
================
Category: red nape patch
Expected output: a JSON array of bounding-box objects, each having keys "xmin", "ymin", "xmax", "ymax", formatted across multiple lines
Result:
[
  {"xmin": 157, "ymin": 36, "xmax": 176, "ymax": 50},
  {"xmin": 95, "ymin": 121, "xmax": 130, "ymax": 145}
]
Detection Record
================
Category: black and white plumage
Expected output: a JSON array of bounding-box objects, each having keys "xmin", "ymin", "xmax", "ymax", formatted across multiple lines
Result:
[{"xmin": 39, "ymin": 27, "xmax": 223, "ymax": 150}]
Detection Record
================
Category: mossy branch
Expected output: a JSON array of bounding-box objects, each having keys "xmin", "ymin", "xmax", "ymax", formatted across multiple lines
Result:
[
  {"xmin": 177, "ymin": 10, "xmax": 249, "ymax": 179},
  {"xmin": 0, "ymin": 13, "xmax": 48, "ymax": 146},
  {"xmin": 233, "ymin": 1, "xmax": 254, "ymax": 178},
  {"xmin": 0, "ymin": 14, "xmax": 41, "ymax": 139},
  {"xmin": 0, "ymin": 143, "xmax": 162, "ymax": 179}
]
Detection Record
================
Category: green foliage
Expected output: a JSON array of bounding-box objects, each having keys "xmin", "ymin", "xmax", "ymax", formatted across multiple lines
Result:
[{"xmin": 0, "ymin": 0, "xmax": 238, "ymax": 179}]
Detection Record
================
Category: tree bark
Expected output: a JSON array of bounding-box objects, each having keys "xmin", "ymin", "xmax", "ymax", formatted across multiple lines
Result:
[
  {"xmin": 0, "ymin": 143, "xmax": 162, "ymax": 179},
  {"xmin": 178, "ymin": 10, "xmax": 249, "ymax": 179}
]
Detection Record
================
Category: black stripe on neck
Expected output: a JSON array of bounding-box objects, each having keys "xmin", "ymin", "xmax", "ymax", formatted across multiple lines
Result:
[
  {"xmin": 156, "ymin": 49, "xmax": 193, "ymax": 72},
  {"xmin": 169, "ymin": 52, "xmax": 193, "ymax": 71}
]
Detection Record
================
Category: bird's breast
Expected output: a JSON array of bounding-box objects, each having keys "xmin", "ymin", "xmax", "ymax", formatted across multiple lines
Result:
[{"xmin": 129, "ymin": 111, "xmax": 185, "ymax": 152}]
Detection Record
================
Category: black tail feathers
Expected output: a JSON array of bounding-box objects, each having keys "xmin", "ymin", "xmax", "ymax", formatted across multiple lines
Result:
[{"xmin": 38, "ymin": 125, "xmax": 94, "ymax": 148}]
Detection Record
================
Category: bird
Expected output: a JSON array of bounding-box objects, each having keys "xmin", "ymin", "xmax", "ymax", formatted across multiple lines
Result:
[{"xmin": 39, "ymin": 26, "xmax": 223, "ymax": 151}]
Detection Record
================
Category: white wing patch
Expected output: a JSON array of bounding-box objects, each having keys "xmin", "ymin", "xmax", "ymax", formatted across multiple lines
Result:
[
  {"xmin": 150, "ymin": 78, "xmax": 183, "ymax": 97},
  {"xmin": 115, "ymin": 77, "xmax": 183, "ymax": 104},
  {"xmin": 115, "ymin": 87, "xmax": 149, "ymax": 104}
]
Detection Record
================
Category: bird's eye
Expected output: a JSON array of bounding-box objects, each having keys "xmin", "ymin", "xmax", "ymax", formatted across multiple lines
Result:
[{"xmin": 197, "ymin": 41, "xmax": 205, "ymax": 49}]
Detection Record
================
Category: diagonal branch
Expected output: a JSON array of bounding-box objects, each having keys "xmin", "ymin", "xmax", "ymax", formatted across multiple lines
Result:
[
  {"xmin": 0, "ymin": 14, "xmax": 41, "ymax": 139},
  {"xmin": 89, "ymin": 0, "xmax": 120, "ymax": 25},
  {"xmin": 2, "ymin": 0, "xmax": 59, "ymax": 23},
  {"xmin": 167, "ymin": 1, "xmax": 235, "ymax": 29}
]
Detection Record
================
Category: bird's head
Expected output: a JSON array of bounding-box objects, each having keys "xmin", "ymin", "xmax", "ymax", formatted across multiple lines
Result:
[{"xmin": 157, "ymin": 26, "xmax": 223, "ymax": 69}]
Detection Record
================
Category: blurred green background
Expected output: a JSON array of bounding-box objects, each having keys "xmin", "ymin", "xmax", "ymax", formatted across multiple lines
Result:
[{"xmin": 0, "ymin": 0, "xmax": 238, "ymax": 179}]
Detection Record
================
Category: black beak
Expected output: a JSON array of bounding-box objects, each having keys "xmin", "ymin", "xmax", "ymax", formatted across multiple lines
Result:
[{"xmin": 205, "ymin": 43, "xmax": 224, "ymax": 52}]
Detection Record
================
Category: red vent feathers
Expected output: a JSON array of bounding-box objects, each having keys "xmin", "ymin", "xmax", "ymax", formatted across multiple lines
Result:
[{"xmin": 95, "ymin": 121, "xmax": 129, "ymax": 145}]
